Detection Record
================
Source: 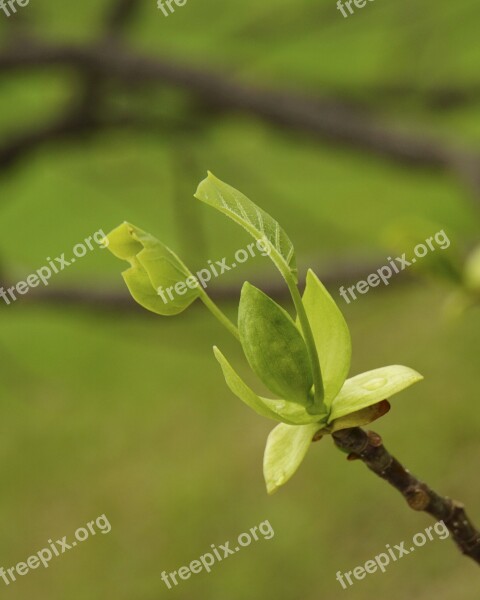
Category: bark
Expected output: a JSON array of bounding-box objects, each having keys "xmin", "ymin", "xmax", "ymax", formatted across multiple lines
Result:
[{"xmin": 332, "ymin": 427, "xmax": 480, "ymax": 564}]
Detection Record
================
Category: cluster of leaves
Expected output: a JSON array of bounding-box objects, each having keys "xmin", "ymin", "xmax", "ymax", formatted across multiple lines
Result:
[{"xmin": 104, "ymin": 173, "xmax": 422, "ymax": 494}]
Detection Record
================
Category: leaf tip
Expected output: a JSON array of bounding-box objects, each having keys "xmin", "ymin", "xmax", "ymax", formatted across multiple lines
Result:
[
  {"xmin": 407, "ymin": 369, "xmax": 424, "ymax": 384},
  {"xmin": 266, "ymin": 482, "xmax": 279, "ymax": 495},
  {"xmin": 240, "ymin": 280, "xmax": 254, "ymax": 292},
  {"xmin": 239, "ymin": 281, "xmax": 258, "ymax": 304},
  {"xmin": 195, "ymin": 170, "xmax": 219, "ymax": 194}
]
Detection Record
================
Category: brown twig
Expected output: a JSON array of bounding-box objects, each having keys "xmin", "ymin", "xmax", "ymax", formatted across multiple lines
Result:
[{"xmin": 332, "ymin": 427, "xmax": 480, "ymax": 565}]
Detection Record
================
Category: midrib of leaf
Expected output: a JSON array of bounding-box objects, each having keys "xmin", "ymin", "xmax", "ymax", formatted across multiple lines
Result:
[{"xmin": 196, "ymin": 173, "xmax": 297, "ymax": 283}]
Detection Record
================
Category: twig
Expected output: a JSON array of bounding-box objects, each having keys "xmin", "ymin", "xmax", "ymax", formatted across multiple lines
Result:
[{"xmin": 332, "ymin": 427, "xmax": 480, "ymax": 564}]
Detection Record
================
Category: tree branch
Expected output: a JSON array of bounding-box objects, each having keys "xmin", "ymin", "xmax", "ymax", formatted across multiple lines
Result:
[
  {"xmin": 332, "ymin": 427, "xmax": 480, "ymax": 565},
  {"xmin": 0, "ymin": 42, "xmax": 457, "ymax": 165},
  {"xmin": 2, "ymin": 39, "xmax": 480, "ymax": 204},
  {"xmin": 0, "ymin": 106, "xmax": 205, "ymax": 171},
  {"xmin": 102, "ymin": 0, "xmax": 140, "ymax": 37},
  {"xmin": 0, "ymin": 0, "xmax": 142, "ymax": 171},
  {"xmin": 0, "ymin": 255, "xmax": 411, "ymax": 312},
  {"xmin": 356, "ymin": 83, "xmax": 480, "ymax": 111}
]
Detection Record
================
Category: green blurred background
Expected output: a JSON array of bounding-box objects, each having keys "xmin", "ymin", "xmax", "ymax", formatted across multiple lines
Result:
[{"xmin": 0, "ymin": 0, "xmax": 479, "ymax": 598}]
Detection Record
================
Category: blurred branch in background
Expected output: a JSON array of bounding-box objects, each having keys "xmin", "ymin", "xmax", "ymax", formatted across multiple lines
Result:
[
  {"xmin": 103, "ymin": 0, "xmax": 139, "ymax": 36},
  {"xmin": 0, "ymin": 0, "xmax": 479, "ymax": 313},
  {"xmin": 2, "ymin": 40, "xmax": 480, "ymax": 185},
  {"xmin": 357, "ymin": 83, "xmax": 480, "ymax": 111},
  {"xmin": 0, "ymin": 256, "xmax": 411, "ymax": 313},
  {"xmin": 1, "ymin": 1, "xmax": 480, "ymax": 208}
]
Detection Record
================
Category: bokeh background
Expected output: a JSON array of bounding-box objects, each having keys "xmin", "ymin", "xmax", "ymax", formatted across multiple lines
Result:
[{"xmin": 0, "ymin": 0, "xmax": 479, "ymax": 598}]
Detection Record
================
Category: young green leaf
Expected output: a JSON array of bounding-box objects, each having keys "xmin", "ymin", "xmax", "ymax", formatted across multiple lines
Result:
[
  {"xmin": 263, "ymin": 422, "xmax": 322, "ymax": 494},
  {"xmin": 328, "ymin": 365, "xmax": 423, "ymax": 423},
  {"xmin": 239, "ymin": 283, "xmax": 314, "ymax": 406},
  {"xmin": 105, "ymin": 222, "xmax": 200, "ymax": 315},
  {"xmin": 194, "ymin": 172, "xmax": 297, "ymax": 282},
  {"xmin": 213, "ymin": 347, "xmax": 326, "ymax": 425},
  {"xmin": 301, "ymin": 269, "xmax": 351, "ymax": 406}
]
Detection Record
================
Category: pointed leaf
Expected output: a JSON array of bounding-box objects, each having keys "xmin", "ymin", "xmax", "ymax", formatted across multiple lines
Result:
[
  {"xmin": 213, "ymin": 347, "xmax": 326, "ymax": 425},
  {"xmin": 195, "ymin": 172, "xmax": 297, "ymax": 282},
  {"xmin": 301, "ymin": 269, "xmax": 351, "ymax": 405},
  {"xmin": 263, "ymin": 423, "xmax": 322, "ymax": 494},
  {"xmin": 329, "ymin": 400, "xmax": 390, "ymax": 432},
  {"xmin": 105, "ymin": 222, "xmax": 200, "ymax": 315},
  {"xmin": 329, "ymin": 366, "xmax": 423, "ymax": 422},
  {"xmin": 239, "ymin": 283, "xmax": 313, "ymax": 405}
]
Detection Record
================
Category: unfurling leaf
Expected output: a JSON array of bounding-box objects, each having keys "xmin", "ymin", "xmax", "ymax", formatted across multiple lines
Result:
[
  {"xmin": 239, "ymin": 283, "xmax": 313, "ymax": 405},
  {"xmin": 194, "ymin": 172, "xmax": 297, "ymax": 282},
  {"xmin": 213, "ymin": 347, "xmax": 325, "ymax": 425},
  {"xmin": 329, "ymin": 365, "xmax": 423, "ymax": 423},
  {"xmin": 263, "ymin": 422, "xmax": 322, "ymax": 494},
  {"xmin": 301, "ymin": 269, "xmax": 351, "ymax": 406},
  {"xmin": 104, "ymin": 222, "xmax": 200, "ymax": 315}
]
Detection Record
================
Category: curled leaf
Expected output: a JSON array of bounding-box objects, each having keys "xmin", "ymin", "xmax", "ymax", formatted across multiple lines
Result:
[{"xmin": 105, "ymin": 222, "xmax": 200, "ymax": 315}]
